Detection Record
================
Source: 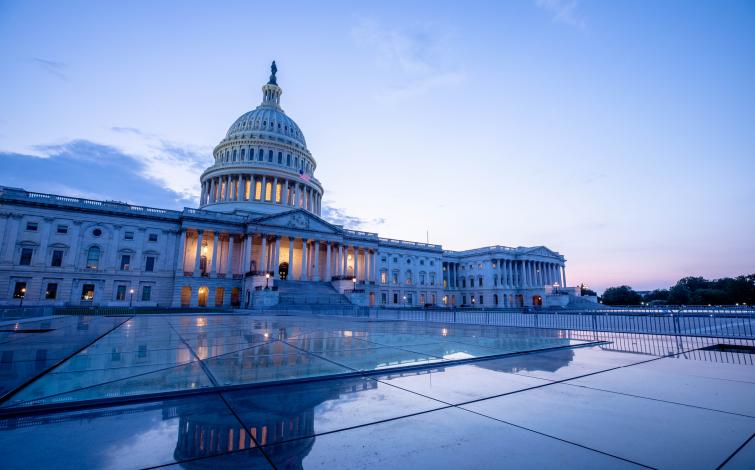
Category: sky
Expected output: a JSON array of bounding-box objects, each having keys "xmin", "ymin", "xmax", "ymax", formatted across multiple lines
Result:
[{"xmin": 1, "ymin": 0, "xmax": 754, "ymax": 292}]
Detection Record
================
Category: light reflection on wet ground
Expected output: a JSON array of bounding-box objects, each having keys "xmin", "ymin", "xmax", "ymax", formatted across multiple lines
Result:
[{"xmin": 0, "ymin": 313, "xmax": 752, "ymax": 469}]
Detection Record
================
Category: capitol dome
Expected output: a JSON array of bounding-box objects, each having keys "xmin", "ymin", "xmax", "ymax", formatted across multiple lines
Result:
[{"xmin": 198, "ymin": 62, "xmax": 323, "ymax": 216}]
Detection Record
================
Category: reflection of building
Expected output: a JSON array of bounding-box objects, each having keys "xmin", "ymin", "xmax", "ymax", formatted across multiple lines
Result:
[{"xmin": 0, "ymin": 62, "xmax": 568, "ymax": 309}]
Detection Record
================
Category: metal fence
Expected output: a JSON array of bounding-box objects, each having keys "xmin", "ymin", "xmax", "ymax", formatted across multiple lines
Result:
[{"xmin": 370, "ymin": 308, "xmax": 755, "ymax": 339}]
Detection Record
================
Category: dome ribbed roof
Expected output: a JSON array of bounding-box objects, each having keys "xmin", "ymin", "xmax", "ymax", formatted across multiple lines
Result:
[{"xmin": 225, "ymin": 106, "xmax": 306, "ymax": 147}]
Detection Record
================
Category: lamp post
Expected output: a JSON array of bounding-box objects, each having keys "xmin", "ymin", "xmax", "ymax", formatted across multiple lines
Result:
[
  {"xmin": 129, "ymin": 288, "xmax": 135, "ymax": 307},
  {"xmin": 352, "ymin": 277, "xmax": 357, "ymax": 292},
  {"xmin": 265, "ymin": 272, "xmax": 270, "ymax": 289},
  {"xmin": 19, "ymin": 287, "xmax": 26, "ymax": 307}
]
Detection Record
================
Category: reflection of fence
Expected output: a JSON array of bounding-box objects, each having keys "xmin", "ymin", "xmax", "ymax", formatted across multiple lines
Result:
[
  {"xmin": 0, "ymin": 306, "xmax": 232, "ymax": 320},
  {"xmin": 277, "ymin": 294, "xmax": 352, "ymax": 305},
  {"xmin": 371, "ymin": 309, "xmax": 755, "ymax": 339}
]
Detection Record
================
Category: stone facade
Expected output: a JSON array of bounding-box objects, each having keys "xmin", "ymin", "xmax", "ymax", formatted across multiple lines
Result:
[{"xmin": 0, "ymin": 63, "xmax": 568, "ymax": 309}]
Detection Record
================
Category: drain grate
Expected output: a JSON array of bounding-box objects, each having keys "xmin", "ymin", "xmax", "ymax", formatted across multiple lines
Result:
[{"xmin": 701, "ymin": 344, "xmax": 755, "ymax": 354}]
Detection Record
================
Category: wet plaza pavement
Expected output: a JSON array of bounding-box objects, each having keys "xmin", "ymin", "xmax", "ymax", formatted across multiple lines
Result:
[{"xmin": 0, "ymin": 313, "xmax": 753, "ymax": 469}]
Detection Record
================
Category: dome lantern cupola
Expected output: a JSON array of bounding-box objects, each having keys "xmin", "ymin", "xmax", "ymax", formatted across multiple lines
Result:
[
  {"xmin": 198, "ymin": 61, "xmax": 324, "ymax": 217},
  {"xmin": 261, "ymin": 61, "xmax": 282, "ymax": 108}
]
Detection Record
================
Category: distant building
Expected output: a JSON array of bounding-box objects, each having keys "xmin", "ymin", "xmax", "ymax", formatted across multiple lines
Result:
[{"xmin": 0, "ymin": 63, "xmax": 568, "ymax": 308}]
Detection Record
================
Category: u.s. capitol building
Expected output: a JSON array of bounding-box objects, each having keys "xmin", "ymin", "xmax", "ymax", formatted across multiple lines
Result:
[{"xmin": 0, "ymin": 63, "xmax": 573, "ymax": 309}]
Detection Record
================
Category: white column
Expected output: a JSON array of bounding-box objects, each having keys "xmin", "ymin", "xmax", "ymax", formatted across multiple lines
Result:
[
  {"xmin": 177, "ymin": 229, "xmax": 187, "ymax": 273},
  {"xmin": 226, "ymin": 236, "xmax": 235, "ymax": 276},
  {"xmin": 193, "ymin": 230, "xmax": 203, "ymax": 274},
  {"xmin": 210, "ymin": 232, "xmax": 218, "ymax": 276},
  {"xmin": 313, "ymin": 240, "xmax": 320, "ymax": 281},
  {"xmin": 273, "ymin": 177, "xmax": 279, "ymax": 204},
  {"xmin": 300, "ymin": 240, "xmax": 308, "ymax": 280},
  {"xmin": 224, "ymin": 176, "xmax": 230, "ymax": 201},
  {"xmin": 273, "ymin": 236, "xmax": 281, "ymax": 279},
  {"xmin": 325, "ymin": 242, "xmax": 332, "ymax": 281},
  {"xmin": 288, "ymin": 237, "xmax": 295, "ymax": 278},
  {"xmin": 260, "ymin": 235, "xmax": 267, "ymax": 272},
  {"xmin": 562, "ymin": 266, "xmax": 567, "ymax": 287},
  {"xmin": 353, "ymin": 247, "xmax": 359, "ymax": 281}
]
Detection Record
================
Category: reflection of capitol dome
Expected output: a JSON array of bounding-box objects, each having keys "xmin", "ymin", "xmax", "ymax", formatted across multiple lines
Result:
[{"xmin": 199, "ymin": 61, "xmax": 323, "ymax": 216}]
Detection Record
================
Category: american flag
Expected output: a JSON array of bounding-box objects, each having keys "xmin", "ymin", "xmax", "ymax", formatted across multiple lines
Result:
[{"xmin": 299, "ymin": 169, "xmax": 311, "ymax": 182}]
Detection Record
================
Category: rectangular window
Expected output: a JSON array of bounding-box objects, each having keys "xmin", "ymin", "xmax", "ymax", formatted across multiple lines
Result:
[
  {"xmin": 45, "ymin": 283, "xmax": 58, "ymax": 299},
  {"xmin": 141, "ymin": 286, "xmax": 152, "ymax": 301},
  {"xmin": 124, "ymin": 231, "xmax": 134, "ymax": 240},
  {"xmin": 26, "ymin": 222, "xmax": 38, "ymax": 231},
  {"xmin": 19, "ymin": 248, "xmax": 33, "ymax": 265},
  {"xmin": 116, "ymin": 285, "xmax": 126, "ymax": 301},
  {"xmin": 268, "ymin": 150, "xmax": 273, "ymax": 162},
  {"xmin": 265, "ymin": 182, "xmax": 272, "ymax": 201},
  {"xmin": 275, "ymin": 183, "xmax": 281, "ymax": 203},
  {"xmin": 287, "ymin": 154, "xmax": 291, "ymax": 166},
  {"xmin": 380, "ymin": 272, "xmax": 387, "ymax": 284},
  {"xmin": 392, "ymin": 273, "xmax": 398, "ymax": 285},
  {"xmin": 254, "ymin": 181, "xmax": 262, "ymax": 200},
  {"xmin": 81, "ymin": 284, "xmax": 95, "ymax": 301},
  {"xmin": 13, "ymin": 282, "xmax": 27, "ymax": 298},
  {"xmin": 381, "ymin": 293, "xmax": 387, "ymax": 304},
  {"xmin": 120, "ymin": 254, "xmax": 131, "ymax": 270},
  {"xmin": 148, "ymin": 233, "xmax": 158, "ymax": 242},
  {"xmin": 57, "ymin": 225, "xmax": 68, "ymax": 234},
  {"xmin": 145, "ymin": 256, "xmax": 155, "ymax": 272},
  {"xmin": 51, "ymin": 250, "xmax": 64, "ymax": 267},
  {"xmin": 419, "ymin": 294, "xmax": 425, "ymax": 305},
  {"xmin": 393, "ymin": 293, "xmax": 398, "ymax": 304}
]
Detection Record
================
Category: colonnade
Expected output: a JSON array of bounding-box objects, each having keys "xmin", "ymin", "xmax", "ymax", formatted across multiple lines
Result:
[
  {"xmin": 177, "ymin": 229, "xmax": 378, "ymax": 282},
  {"xmin": 199, "ymin": 174, "xmax": 321, "ymax": 215},
  {"xmin": 444, "ymin": 259, "xmax": 566, "ymax": 290}
]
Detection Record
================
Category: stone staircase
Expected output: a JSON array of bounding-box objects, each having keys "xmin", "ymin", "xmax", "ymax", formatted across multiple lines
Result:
[{"xmin": 275, "ymin": 280, "xmax": 352, "ymax": 306}]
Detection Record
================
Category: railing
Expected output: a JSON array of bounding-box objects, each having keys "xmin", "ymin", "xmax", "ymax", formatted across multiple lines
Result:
[
  {"xmin": 370, "ymin": 308, "xmax": 755, "ymax": 339},
  {"xmin": 378, "ymin": 237, "xmax": 442, "ymax": 250}
]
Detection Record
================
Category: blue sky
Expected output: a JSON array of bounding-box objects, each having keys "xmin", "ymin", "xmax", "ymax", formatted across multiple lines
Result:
[{"xmin": 1, "ymin": 0, "xmax": 753, "ymax": 292}]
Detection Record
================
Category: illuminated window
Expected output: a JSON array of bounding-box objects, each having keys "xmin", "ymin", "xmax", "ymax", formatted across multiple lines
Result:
[
  {"xmin": 405, "ymin": 270, "xmax": 412, "ymax": 285},
  {"xmin": 13, "ymin": 282, "xmax": 27, "ymax": 298},
  {"xmin": 120, "ymin": 254, "xmax": 131, "ymax": 270},
  {"xmin": 380, "ymin": 271, "xmax": 387, "ymax": 284},
  {"xmin": 245, "ymin": 179, "xmax": 251, "ymax": 200},
  {"xmin": 275, "ymin": 183, "xmax": 281, "ymax": 203},
  {"xmin": 255, "ymin": 181, "xmax": 262, "ymax": 200},
  {"xmin": 81, "ymin": 284, "xmax": 95, "ymax": 301},
  {"xmin": 265, "ymin": 182, "xmax": 272, "ymax": 201},
  {"xmin": 116, "ymin": 285, "xmax": 127, "ymax": 301}
]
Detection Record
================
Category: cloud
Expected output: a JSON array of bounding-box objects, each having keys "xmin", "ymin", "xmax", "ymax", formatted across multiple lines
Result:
[
  {"xmin": 0, "ymin": 140, "xmax": 198, "ymax": 209},
  {"xmin": 32, "ymin": 57, "xmax": 68, "ymax": 80},
  {"xmin": 535, "ymin": 0, "xmax": 586, "ymax": 29},
  {"xmin": 351, "ymin": 19, "xmax": 465, "ymax": 102},
  {"xmin": 321, "ymin": 203, "xmax": 385, "ymax": 230}
]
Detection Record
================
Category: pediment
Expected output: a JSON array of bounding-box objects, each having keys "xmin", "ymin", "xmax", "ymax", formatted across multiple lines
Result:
[
  {"xmin": 253, "ymin": 210, "xmax": 341, "ymax": 235},
  {"xmin": 523, "ymin": 246, "xmax": 559, "ymax": 258}
]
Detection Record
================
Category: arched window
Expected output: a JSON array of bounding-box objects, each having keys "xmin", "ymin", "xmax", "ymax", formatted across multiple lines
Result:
[
  {"xmin": 232, "ymin": 149, "xmax": 237, "ymax": 161},
  {"xmin": 86, "ymin": 246, "xmax": 101, "ymax": 269},
  {"xmin": 258, "ymin": 148, "xmax": 264, "ymax": 161},
  {"xmin": 241, "ymin": 148, "xmax": 246, "ymax": 160},
  {"xmin": 278, "ymin": 152, "xmax": 283, "ymax": 164},
  {"xmin": 287, "ymin": 154, "xmax": 291, "ymax": 166},
  {"xmin": 268, "ymin": 150, "xmax": 273, "ymax": 162}
]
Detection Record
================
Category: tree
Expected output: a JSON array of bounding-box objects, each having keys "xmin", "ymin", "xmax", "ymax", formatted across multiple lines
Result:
[
  {"xmin": 643, "ymin": 289, "xmax": 669, "ymax": 303},
  {"xmin": 601, "ymin": 286, "xmax": 642, "ymax": 306}
]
